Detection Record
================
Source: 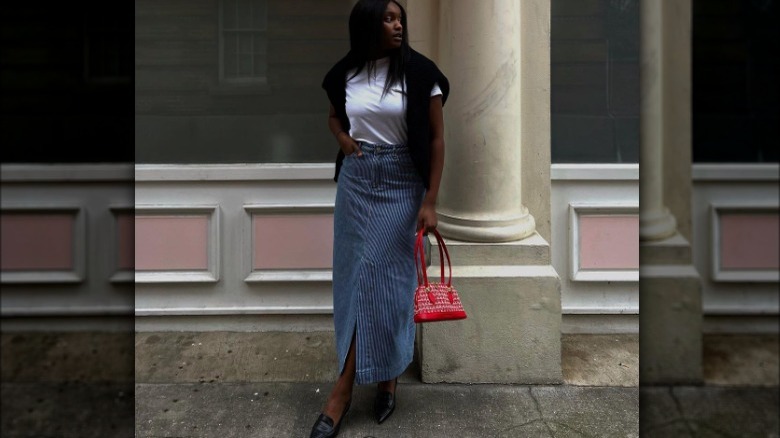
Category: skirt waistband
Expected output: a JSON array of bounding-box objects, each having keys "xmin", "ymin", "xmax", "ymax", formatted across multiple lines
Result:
[{"xmin": 357, "ymin": 141, "xmax": 408, "ymax": 154}]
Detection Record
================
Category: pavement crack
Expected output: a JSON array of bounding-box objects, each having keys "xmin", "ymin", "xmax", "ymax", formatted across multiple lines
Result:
[
  {"xmin": 668, "ymin": 386, "xmax": 695, "ymax": 437},
  {"xmin": 642, "ymin": 419, "xmax": 690, "ymax": 435},
  {"xmin": 499, "ymin": 418, "xmax": 546, "ymax": 434},
  {"xmin": 687, "ymin": 420, "xmax": 743, "ymax": 438},
  {"xmin": 548, "ymin": 420, "xmax": 597, "ymax": 438},
  {"xmin": 529, "ymin": 387, "xmax": 556, "ymax": 437}
]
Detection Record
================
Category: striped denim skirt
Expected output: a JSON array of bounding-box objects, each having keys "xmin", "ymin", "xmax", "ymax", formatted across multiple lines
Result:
[{"xmin": 332, "ymin": 141, "xmax": 426, "ymax": 385}]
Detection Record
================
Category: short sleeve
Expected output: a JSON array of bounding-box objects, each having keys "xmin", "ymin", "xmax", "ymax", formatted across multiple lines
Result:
[{"xmin": 430, "ymin": 82, "xmax": 442, "ymax": 97}]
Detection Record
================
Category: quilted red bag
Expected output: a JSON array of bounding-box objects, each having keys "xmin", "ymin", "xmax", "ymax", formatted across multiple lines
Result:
[{"xmin": 413, "ymin": 229, "xmax": 467, "ymax": 323}]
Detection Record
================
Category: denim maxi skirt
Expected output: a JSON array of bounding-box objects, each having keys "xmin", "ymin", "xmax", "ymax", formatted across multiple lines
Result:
[{"xmin": 332, "ymin": 141, "xmax": 426, "ymax": 385}]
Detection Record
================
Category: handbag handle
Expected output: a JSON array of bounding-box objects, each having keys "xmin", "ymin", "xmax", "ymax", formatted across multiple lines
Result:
[
  {"xmin": 414, "ymin": 229, "xmax": 452, "ymax": 288},
  {"xmin": 414, "ymin": 231, "xmax": 427, "ymax": 286}
]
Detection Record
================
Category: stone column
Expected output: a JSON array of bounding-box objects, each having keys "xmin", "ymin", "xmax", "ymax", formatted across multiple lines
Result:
[
  {"xmin": 416, "ymin": 0, "xmax": 561, "ymax": 385},
  {"xmin": 639, "ymin": 0, "xmax": 677, "ymax": 241},
  {"xmin": 435, "ymin": 0, "xmax": 535, "ymax": 243},
  {"xmin": 405, "ymin": 0, "xmax": 439, "ymax": 62},
  {"xmin": 639, "ymin": 0, "xmax": 703, "ymax": 385}
]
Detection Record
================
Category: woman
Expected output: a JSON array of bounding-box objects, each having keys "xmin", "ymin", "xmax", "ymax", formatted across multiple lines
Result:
[{"xmin": 309, "ymin": 0, "xmax": 449, "ymax": 436}]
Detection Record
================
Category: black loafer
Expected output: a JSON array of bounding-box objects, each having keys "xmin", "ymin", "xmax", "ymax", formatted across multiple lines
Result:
[
  {"xmin": 374, "ymin": 377, "xmax": 398, "ymax": 424},
  {"xmin": 309, "ymin": 398, "xmax": 351, "ymax": 438}
]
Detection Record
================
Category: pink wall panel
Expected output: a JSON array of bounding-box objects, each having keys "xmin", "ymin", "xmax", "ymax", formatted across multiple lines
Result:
[
  {"xmin": 116, "ymin": 213, "xmax": 134, "ymax": 270},
  {"xmin": 720, "ymin": 213, "xmax": 779, "ymax": 270},
  {"xmin": 253, "ymin": 214, "xmax": 334, "ymax": 269},
  {"xmin": 579, "ymin": 215, "xmax": 639, "ymax": 270},
  {"xmin": 0, "ymin": 213, "xmax": 74, "ymax": 270},
  {"xmin": 135, "ymin": 216, "xmax": 209, "ymax": 271}
]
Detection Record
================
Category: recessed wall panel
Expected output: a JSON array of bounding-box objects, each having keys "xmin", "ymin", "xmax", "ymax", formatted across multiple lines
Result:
[
  {"xmin": 253, "ymin": 214, "xmax": 333, "ymax": 269},
  {"xmin": 0, "ymin": 213, "xmax": 74, "ymax": 270},
  {"xmin": 720, "ymin": 213, "xmax": 779, "ymax": 270},
  {"xmin": 135, "ymin": 216, "xmax": 209, "ymax": 271},
  {"xmin": 568, "ymin": 202, "xmax": 639, "ymax": 283},
  {"xmin": 116, "ymin": 212, "xmax": 135, "ymax": 270},
  {"xmin": 579, "ymin": 215, "xmax": 639, "ymax": 270}
]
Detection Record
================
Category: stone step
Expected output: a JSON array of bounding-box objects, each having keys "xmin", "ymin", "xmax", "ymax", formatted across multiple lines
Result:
[
  {"xmin": 425, "ymin": 231, "xmax": 551, "ymax": 267},
  {"xmin": 417, "ymin": 272, "xmax": 562, "ymax": 384},
  {"xmin": 639, "ymin": 232, "xmax": 693, "ymax": 265}
]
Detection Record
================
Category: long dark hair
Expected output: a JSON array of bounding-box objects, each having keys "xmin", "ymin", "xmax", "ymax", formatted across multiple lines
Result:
[{"xmin": 347, "ymin": 0, "xmax": 410, "ymax": 99}]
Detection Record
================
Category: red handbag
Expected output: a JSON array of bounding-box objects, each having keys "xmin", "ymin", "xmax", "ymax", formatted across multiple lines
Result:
[{"xmin": 413, "ymin": 229, "xmax": 467, "ymax": 323}]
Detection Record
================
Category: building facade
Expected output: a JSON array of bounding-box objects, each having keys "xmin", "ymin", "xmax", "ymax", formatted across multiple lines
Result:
[{"xmin": 1, "ymin": 0, "xmax": 777, "ymax": 383}]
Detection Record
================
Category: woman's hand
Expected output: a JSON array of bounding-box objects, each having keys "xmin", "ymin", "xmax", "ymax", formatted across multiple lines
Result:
[
  {"xmin": 417, "ymin": 201, "xmax": 437, "ymax": 233},
  {"xmin": 337, "ymin": 131, "xmax": 362, "ymax": 157}
]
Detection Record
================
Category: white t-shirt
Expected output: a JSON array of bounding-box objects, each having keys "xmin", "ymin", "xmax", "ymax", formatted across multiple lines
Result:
[{"xmin": 345, "ymin": 56, "xmax": 442, "ymax": 145}]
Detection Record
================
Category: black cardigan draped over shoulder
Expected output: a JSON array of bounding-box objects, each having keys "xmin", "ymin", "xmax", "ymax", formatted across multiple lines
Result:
[{"xmin": 321, "ymin": 49, "xmax": 449, "ymax": 190}]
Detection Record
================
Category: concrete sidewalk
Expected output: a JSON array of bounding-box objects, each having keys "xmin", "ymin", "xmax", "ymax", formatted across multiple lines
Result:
[
  {"xmin": 3, "ymin": 379, "xmax": 777, "ymax": 437},
  {"xmin": 132, "ymin": 382, "xmax": 780, "ymax": 438},
  {"xmin": 2, "ymin": 331, "xmax": 778, "ymax": 437},
  {"xmin": 130, "ymin": 331, "xmax": 641, "ymax": 437},
  {"xmin": 135, "ymin": 381, "xmax": 637, "ymax": 437}
]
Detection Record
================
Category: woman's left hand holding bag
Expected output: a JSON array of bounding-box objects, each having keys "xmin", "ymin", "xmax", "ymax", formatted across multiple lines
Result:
[{"xmin": 417, "ymin": 201, "xmax": 437, "ymax": 233}]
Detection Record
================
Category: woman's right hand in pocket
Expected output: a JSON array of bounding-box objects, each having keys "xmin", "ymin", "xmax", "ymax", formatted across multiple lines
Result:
[{"xmin": 338, "ymin": 132, "xmax": 362, "ymax": 157}]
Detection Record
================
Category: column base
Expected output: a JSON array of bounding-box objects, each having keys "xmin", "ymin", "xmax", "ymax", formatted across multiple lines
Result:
[
  {"xmin": 639, "ymin": 207, "xmax": 677, "ymax": 241},
  {"xmin": 436, "ymin": 209, "xmax": 537, "ymax": 243},
  {"xmin": 639, "ymin": 232, "xmax": 703, "ymax": 385},
  {"xmin": 417, "ymin": 233, "xmax": 563, "ymax": 384}
]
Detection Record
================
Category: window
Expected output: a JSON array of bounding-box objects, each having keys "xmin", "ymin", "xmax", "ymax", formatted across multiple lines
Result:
[
  {"xmin": 84, "ymin": 1, "xmax": 133, "ymax": 87},
  {"xmin": 135, "ymin": 0, "xmax": 352, "ymax": 164},
  {"xmin": 692, "ymin": 0, "xmax": 779, "ymax": 163},
  {"xmin": 219, "ymin": 0, "xmax": 268, "ymax": 86},
  {"xmin": 550, "ymin": 0, "xmax": 640, "ymax": 163},
  {"xmin": 1, "ymin": 2, "xmax": 133, "ymax": 163}
]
